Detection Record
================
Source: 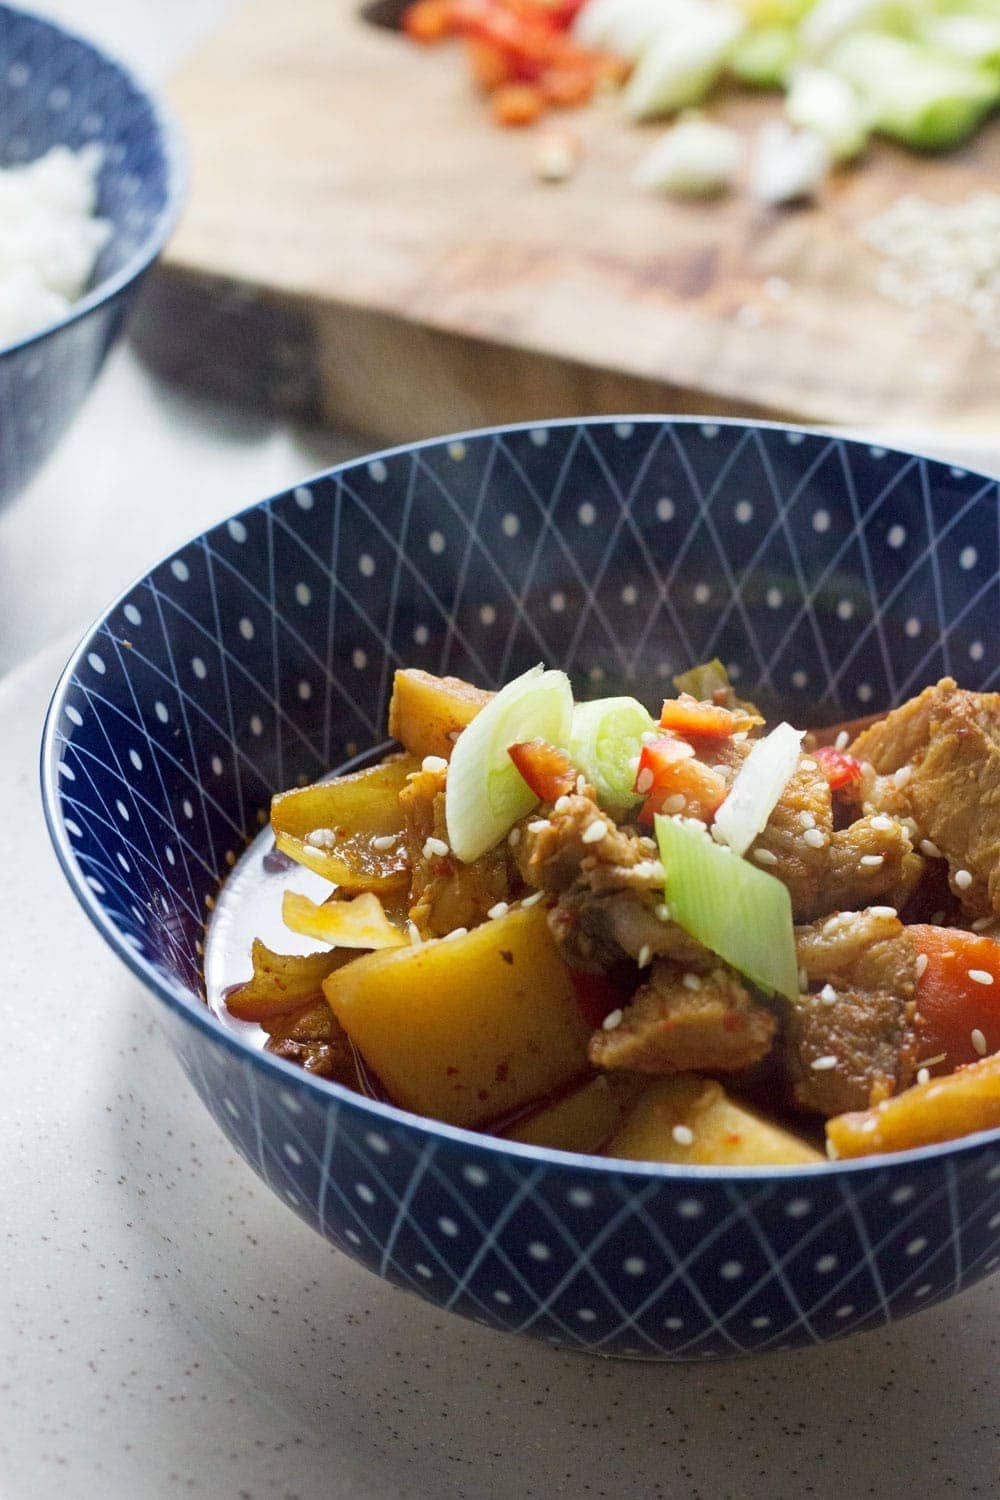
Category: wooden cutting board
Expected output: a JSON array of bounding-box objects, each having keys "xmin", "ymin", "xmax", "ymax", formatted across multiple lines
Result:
[{"xmin": 140, "ymin": 0, "xmax": 1000, "ymax": 443}]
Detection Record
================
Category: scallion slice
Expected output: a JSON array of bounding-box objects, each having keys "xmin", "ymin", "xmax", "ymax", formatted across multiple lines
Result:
[
  {"xmin": 712, "ymin": 720, "xmax": 804, "ymax": 855},
  {"xmin": 655, "ymin": 813, "xmax": 798, "ymax": 1000},
  {"xmin": 568, "ymin": 695, "xmax": 657, "ymax": 812},
  {"xmin": 445, "ymin": 664, "xmax": 573, "ymax": 862}
]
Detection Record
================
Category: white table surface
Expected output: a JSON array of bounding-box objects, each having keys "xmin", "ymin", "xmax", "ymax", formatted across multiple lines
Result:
[{"xmin": 3, "ymin": 5, "xmax": 1000, "ymax": 1498}]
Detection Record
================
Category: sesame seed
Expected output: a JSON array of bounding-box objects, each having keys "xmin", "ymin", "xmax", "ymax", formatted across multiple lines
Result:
[
  {"xmin": 508, "ymin": 827, "xmax": 521, "ymax": 847},
  {"xmin": 869, "ymin": 905, "xmax": 897, "ymax": 918},
  {"xmin": 803, "ymin": 828, "xmax": 826, "ymax": 849},
  {"xmin": 917, "ymin": 1067, "xmax": 930, "ymax": 1086},
  {"xmin": 920, "ymin": 838, "xmax": 943, "ymax": 859},
  {"xmin": 423, "ymin": 836, "xmax": 450, "ymax": 859},
  {"xmin": 955, "ymin": 868, "xmax": 973, "ymax": 890},
  {"xmin": 527, "ymin": 819, "xmax": 550, "ymax": 834},
  {"xmin": 800, "ymin": 811, "xmax": 816, "ymax": 829},
  {"xmin": 663, "ymin": 793, "xmax": 686, "ymax": 815},
  {"xmin": 800, "ymin": 759, "xmax": 818, "ymax": 772},
  {"xmin": 922, "ymin": 1052, "xmax": 947, "ymax": 1068},
  {"xmin": 835, "ymin": 731, "xmax": 850, "ymax": 751},
  {"xmin": 870, "ymin": 815, "xmax": 894, "ymax": 832},
  {"xmin": 655, "ymin": 902, "xmax": 672, "ymax": 922},
  {"xmin": 637, "ymin": 944, "xmax": 652, "ymax": 969},
  {"xmin": 672, "ymin": 1124, "xmax": 695, "ymax": 1146},
  {"xmin": 522, "ymin": 890, "xmax": 545, "ymax": 907},
  {"xmin": 421, "ymin": 755, "xmax": 448, "ymax": 773},
  {"xmin": 819, "ymin": 983, "xmax": 838, "ymax": 1005},
  {"xmin": 553, "ymin": 795, "xmax": 573, "ymax": 814},
  {"xmin": 682, "ymin": 973, "xmax": 702, "ymax": 991},
  {"xmin": 798, "ymin": 967, "xmax": 808, "ymax": 992},
  {"xmin": 862, "ymin": 762, "xmax": 875, "ymax": 778},
  {"xmin": 305, "ymin": 827, "xmax": 337, "ymax": 849},
  {"xmin": 860, "ymin": 854, "xmax": 884, "ymax": 868},
  {"xmin": 968, "ymin": 969, "xmax": 994, "ymax": 986},
  {"xmin": 915, "ymin": 953, "xmax": 929, "ymax": 979},
  {"xmin": 893, "ymin": 765, "xmax": 913, "ymax": 789},
  {"xmin": 733, "ymin": 731, "xmax": 748, "ymax": 743},
  {"xmin": 576, "ymin": 774, "xmax": 588, "ymax": 795},
  {"xmin": 407, "ymin": 920, "xmax": 422, "ymax": 945},
  {"xmin": 636, "ymin": 767, "xmax": 655, "ymax": 795},
  {"xmin": 582, "ymin": 821, "xmax": 607, "ymax": 845},
  {"xmin": 602, "ymin": 1008, "xmax": 623, "ymax": 1031},
  {"xmin": 444, "ymin": 926, "xmax": 468, "ymax": 942},
  {"xmin": 811, "ymin": 1055, "xmax": 838, "ymax": 1071},
  {"xmin": 971, "ymin": 1027, "xmax": 988, "ymax": 1056},
  {"xmin": 371, "ymin": 833, "xmax": 398, "ymax": 851},
  {"xmin": 753, "ymin": 848, "xmax": 778, "ymax": 866},
  {"xmin": 631, "ymin": 860, "xmax": 665, "ymax": 881},
  {"xmin": 973, "ymin": 917, "xmax": 995, "ymax": 932},
  {"xmin": 487, "ymin": 901, "xmax": 509, "ymax": 920}
]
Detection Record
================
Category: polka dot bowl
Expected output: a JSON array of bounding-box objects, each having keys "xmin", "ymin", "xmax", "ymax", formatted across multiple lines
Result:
[
  {"xmin": 0, "ymin": 4, "xmax": 184, "ymax": 506},
  {"xmin": 42, "ymin": 418, "xmax": 1000, "ymax": 1360}
]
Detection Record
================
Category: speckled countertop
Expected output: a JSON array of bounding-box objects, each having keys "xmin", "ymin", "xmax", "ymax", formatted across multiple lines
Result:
[{"xmin": 2, "ymin": 4, "xmax": 1000, "ymax": 1496}]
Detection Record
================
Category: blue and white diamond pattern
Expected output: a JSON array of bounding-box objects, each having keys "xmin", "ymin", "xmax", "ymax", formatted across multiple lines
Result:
[{"xmin": 44, "ymin": 419, "xmax": 1000, "ymax": 1360}]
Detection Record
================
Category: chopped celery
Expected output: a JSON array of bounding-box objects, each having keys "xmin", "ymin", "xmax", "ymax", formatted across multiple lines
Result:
[
  {"xmin": 712, "ymin": 721, "xmax": 804, "ymax": 854},
  {"xmin": 655, "ymin": 814, "xmax": 798, "ymax": 1000},
  {"xmin": 623, "ymin": 0, "xmax": 746, "ymax": 118},
  {"xmin": 445, "ymin": 664, "xmax": 573, "ymax": 862},
  {"xmin": 632, "ymin": 116, "xmax": 744, "ymax": 195},
  {"xmin": 785, "ymin": 65, "xmax": 870, "ymax": 159},
  {"xmin": 729, "ymin": 25, "xmax": 800, "ymax": 86},
  {"xmin": 568, "ymin": 695, "xmax": 657, "ymax": 811},
  {"xmin": 828, "ymin": 32, "xmax": 999, "ymax": 147}
]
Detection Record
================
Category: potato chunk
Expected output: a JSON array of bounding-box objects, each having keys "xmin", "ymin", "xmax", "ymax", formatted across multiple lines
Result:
[
  {"xmin": 504, "ymin": 1074, "xmax": 647, "ymax": 1154},
  {"xmin": 323, "ymin": 904, "xmax": 591, "ymax": 1128},
  {"xmin": 387, "ymin": 669, "xmax": 493, "ymax": 761},
  {"xmin": 604, "ymin": 1076, "xmax": 823, "ymax": 1166},
  {"xmin": 827, "ymin": 1052, "xmax": 1000, "ymax": 1158},
  {"xmin": 271, "ymin": 756, "xmax": 416, "ymax": 893}
]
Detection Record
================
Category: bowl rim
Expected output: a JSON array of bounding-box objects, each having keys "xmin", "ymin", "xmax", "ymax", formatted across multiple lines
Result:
[
  {"xmin": 0, "ymin": 1, "xmax": 187, "ymax": 361},
  {"xmin": 40, "ymin": 414, "xmax": 1000, "ymax": 1184}
]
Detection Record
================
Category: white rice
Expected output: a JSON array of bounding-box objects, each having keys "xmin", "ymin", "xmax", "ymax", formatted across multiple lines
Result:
[{"xmin": 0, "ymin": 144, "xmax": 110, "ymax": 346}]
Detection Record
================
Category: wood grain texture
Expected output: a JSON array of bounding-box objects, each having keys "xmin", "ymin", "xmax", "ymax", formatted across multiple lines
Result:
[{"xmin": 152, "ymin": 0, "xmax": 1000, "ymax": 441}]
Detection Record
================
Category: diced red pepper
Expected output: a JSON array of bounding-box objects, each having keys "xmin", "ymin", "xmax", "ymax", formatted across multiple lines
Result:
[
  {"xmin": 402, "ymin": 0, "xmax": 457, "ymax": 43},
  {"xmin": 492, "ymin": 80, "xmax": 546, "ymax": 122},
  {"xmin": 508, "ymin": 738, "xmax": 578, "ymax": 802},
  {"xmin": 813, "ymin": 744, "xmax": 864, "ymax": 792},
  {"xmin": 909, "ymin": 924, "xmax": 1000, "ymax": 1071},
  {"xmin": 658, "ymin": 694, "xmax": 742, "ymax": 740},
  {"xmin": 466, "ymin": 35, "xmax": 515, "ymax": 89},
  {"xmin": 634, "ymin": 736, "xmax": 728, "ymax": 826}
]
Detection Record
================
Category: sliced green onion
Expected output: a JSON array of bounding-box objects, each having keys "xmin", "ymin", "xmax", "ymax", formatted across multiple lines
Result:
[
  {"xmin": 623, "ymin": 0, "xmax": 745, "ymax": 119},
  {"xmin": 729, "ymin": 25, "xmax": 799, "ymax": 86},
  {"xmin": 827, "ymin": 33, "xmax": 999, "ymax": 149},
  {"xmin": 785, "ymin": 65, "xmax": 869, "ymax": 160},
  {"xmin": 574, "ymin": 0, "xmax": 696, "ymax": 60},
  {"xmin": 655, "ymin": 813, "xmax": 798, "ymax": 1000},
  {"xmin": 712, "ymin": 721, "xmax": 804, "ymax": 855},
  {"xmin": 919, "ymin": 12, "xmax": 1000, "ymax": 69},
  {"xmin": 632, "ymin": 116, "xmax": 744, "ymax": 197},
  {"xmin": 568, "ymin": 695, "xmax": 657, "ymax": 812},
  {"xmin": 445, "ymin": 664, "xmax": 573, "ymax": 862}
]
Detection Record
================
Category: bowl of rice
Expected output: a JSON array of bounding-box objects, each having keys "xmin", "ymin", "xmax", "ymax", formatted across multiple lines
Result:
[{"xmin": 0, "ymin": 4, "xmax": 184, "ymax": 506}]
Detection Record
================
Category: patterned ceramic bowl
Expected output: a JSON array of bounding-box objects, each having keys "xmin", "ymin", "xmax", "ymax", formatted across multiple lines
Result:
[
  {"xmin": 0, "ymin": 4, "xmax": 183, "ymax": 505},
  {"xmin": 42, "ymin": 419, "xmax": 1000, "ymax": 1361}
]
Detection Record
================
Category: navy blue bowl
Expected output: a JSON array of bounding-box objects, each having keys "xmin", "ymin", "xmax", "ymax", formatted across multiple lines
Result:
[
  {"xmin": 42, "ymin": 418, "xmax": 1000, "ymax": 1360},
  {"xmin": 0, "ymin": 4, "xmax": 184, "ymax": 505}
]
